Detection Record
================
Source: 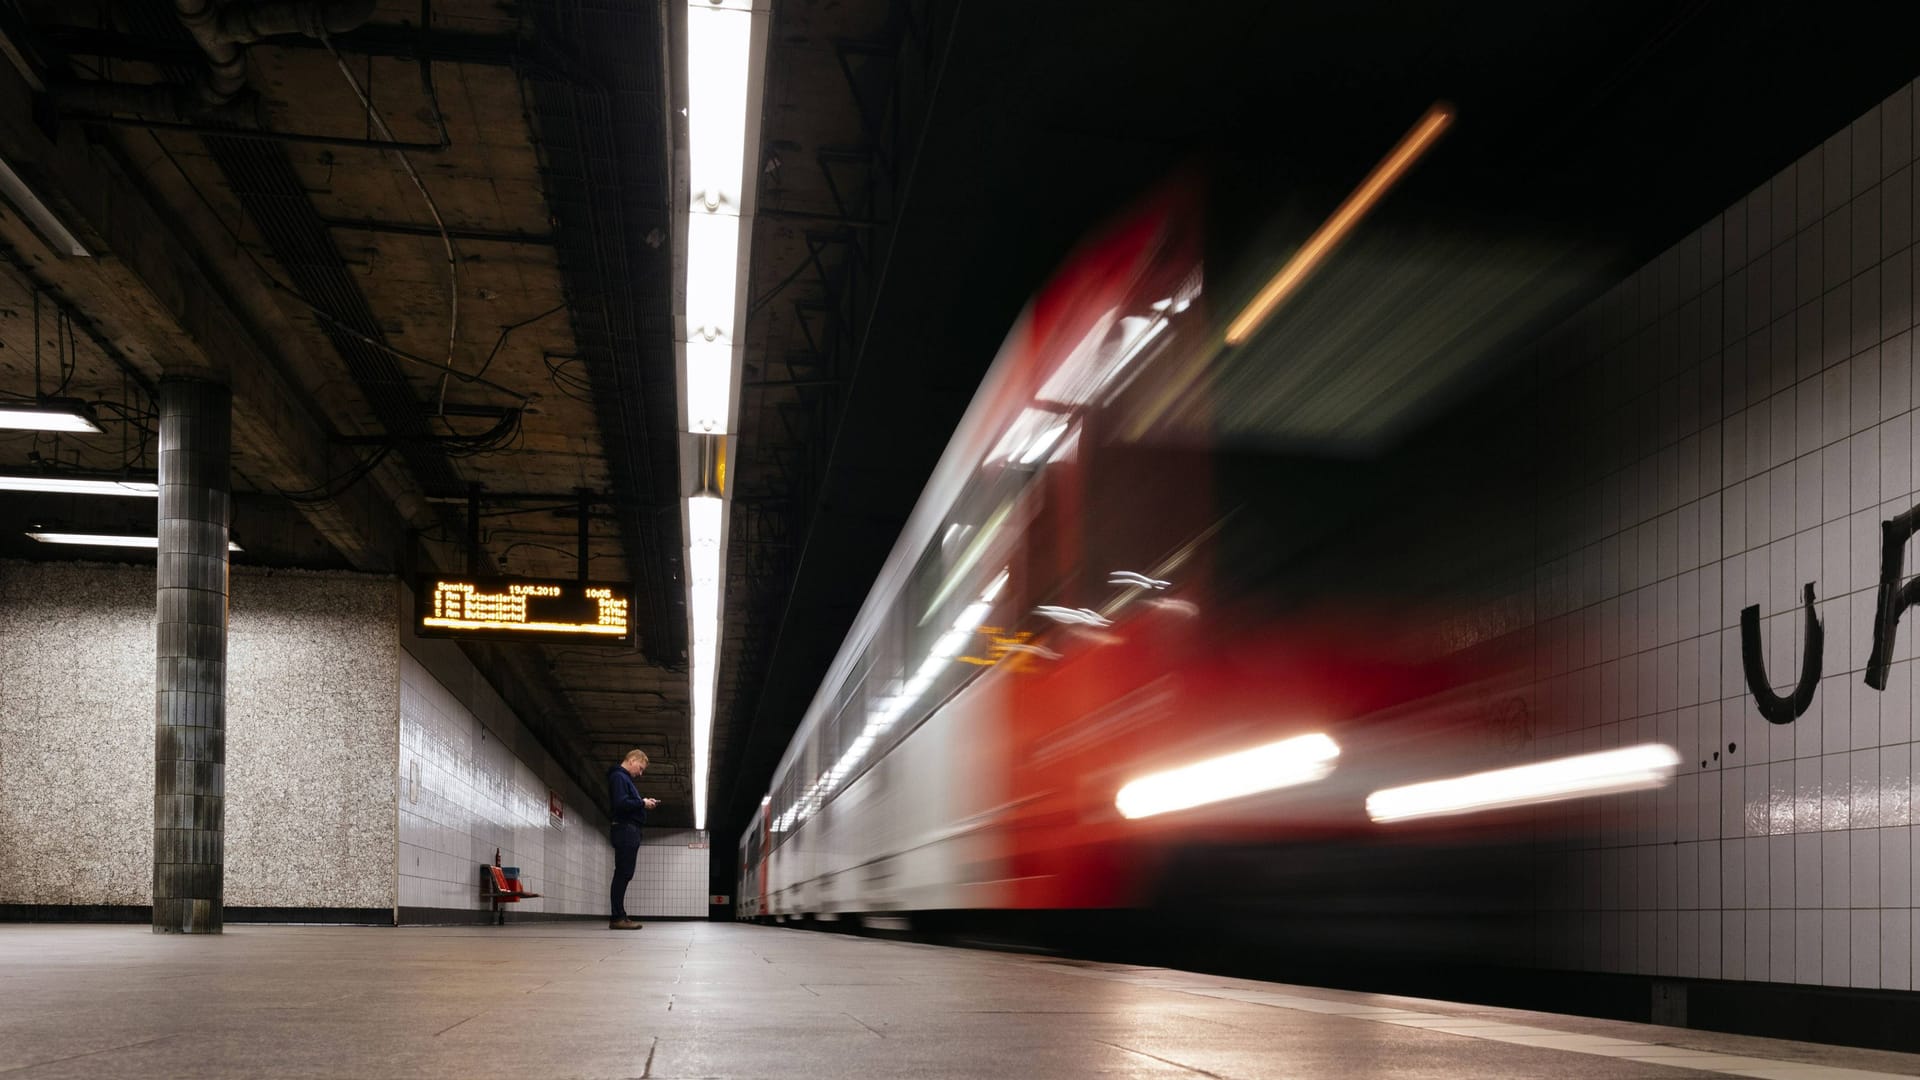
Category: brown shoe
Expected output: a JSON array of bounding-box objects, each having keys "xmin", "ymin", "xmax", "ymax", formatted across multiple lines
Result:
[{"xmin": 608, "ymin": 918, "xmax": 643, "ymax": 930}]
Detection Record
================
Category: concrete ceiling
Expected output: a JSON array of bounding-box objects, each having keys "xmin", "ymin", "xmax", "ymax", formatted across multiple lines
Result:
[{"xmin": 0, "ymin": 0, "xmax": 1914, "ymax": 867}]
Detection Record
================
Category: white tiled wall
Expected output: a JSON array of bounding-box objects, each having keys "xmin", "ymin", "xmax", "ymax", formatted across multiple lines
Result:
[
  {"xmin": 1525, "ymin": 79, "xmax": 1918, "ymax": 991},
  {"xmin": 623, "ymin": 829, "xmax": 714, "ymax": 918},
  {"xmin": 397, "ymin": 650, "xmax": 612, "ymax": 916}
]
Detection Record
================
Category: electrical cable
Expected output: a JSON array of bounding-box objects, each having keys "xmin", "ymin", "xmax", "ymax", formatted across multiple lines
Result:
[
  {"xmin": 278, "ymin": 443, "xmax": 394, "ymax": 504},
  {"xmin": 475, "ymin": 301, "xmax": 569, "ymax": 382},
  {"xmin": 317, "ymin": 28, "xmax": 462, "ymax": 416}
]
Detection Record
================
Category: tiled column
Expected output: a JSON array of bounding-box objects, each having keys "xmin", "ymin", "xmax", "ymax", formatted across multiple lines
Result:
[{"xmin": 153, "ymin": 377, "xmax": 231, "ymax": 934}]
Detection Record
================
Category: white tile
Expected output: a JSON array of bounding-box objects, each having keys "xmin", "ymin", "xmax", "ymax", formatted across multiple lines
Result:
[
  {"xmin": 1854, "ymin": 829, "xmax": 1883, "ymax": 907},
  {"xmin": 1771, "ymin": 393, "xmax": 1797, "ymax": 472},
  {"xmin": 1723, "ymin": 762, "xmax": 1747, "ymax": 841},
  {"xmin": 1883, "ymin": 909, "xmax": 1914, "ymax": 992},
  {"xmin": 1825, "ymin": 830, "xmax": 1853, "ymax": 909},
  {"xmin": 1855, "ymin": 748, "xmax": 1885, "ymax": 824},
  {"xmin": 1698, "ymin": 835, "xmax": 1723, "ymax": 908},
  {"xmin": 1765, "ymin": 904, "xmax": 1794, "ymax": 983},
  {"xmin": 1724, "ymin": 907, "xmax": 1749, "ymax": 981},
  {"xmin": 1855, "ymin": 909, "xmax": 1884, "ymax": 988},
  {"xmin": 1767, "ymin": 832, "xmax": 1794, "ymax": 909},
  {"xmin": 1852, "ymin": 679, "xmax": 1883, "ymax": 753},
  {"xmin": 1853, "ymin": 510, "xmax": 1883, "ymax": 594},
  {"xmin": 1886, "ymin": 749, "xmax": 1915, "ymax": 826},
  {"xmin": 1883, "ymin": 826, "xmax": 1913, "ymax": 908},
  {"xmin": 1854, "ymin": 429, "xmax": 1884, "ymax": 512},
  {"xmin": 1693, "ymin": 909, "xmax": 1720, "ymax": 981},
  {"xmin": 1888, "ymin": 266, "xmax": 1914, "ymax": 359},
  {"xmin": 1884, "ymin": 663, "xmax": 1916, "ymax": 749},
  {"xmin": 1796, "ymin": 374, "xmax": 1823, "ymax": 457},
  {"xmin": 1794, "ymin": 830, "xmax": 1823, "ymax": 908},
  {"xmin": 1816, "ymin": 909, "xmax": 1849, "ymax": 987},
  {"xmin": 1744, "ymin": 835, "xmax": 1771, "ymax": 908}
]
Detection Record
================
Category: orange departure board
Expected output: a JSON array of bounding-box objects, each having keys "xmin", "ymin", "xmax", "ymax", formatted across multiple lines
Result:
[{"xmin": 415, "ymin": 576, "xmax": 635, "ymax": 646}]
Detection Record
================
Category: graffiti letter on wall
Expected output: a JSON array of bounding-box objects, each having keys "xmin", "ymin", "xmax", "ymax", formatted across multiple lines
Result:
[
  {"xmin": 1868, "ymin": 506, "xmax": 1920, "ymax": 690},
  {"xmin": 1740, "ymin": 582, "xmax": 1823, "ymax": 724}
]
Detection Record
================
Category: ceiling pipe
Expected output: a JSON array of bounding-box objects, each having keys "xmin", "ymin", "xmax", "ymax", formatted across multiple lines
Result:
[{"xmin": 175, "ymin": 0, "xmax": 379, "ymax": 106}]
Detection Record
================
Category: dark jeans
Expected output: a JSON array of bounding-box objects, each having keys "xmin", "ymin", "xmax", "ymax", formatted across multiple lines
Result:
[{"xmin": 610, "ymin": 823, "xmax": 641, "ymax": 919}]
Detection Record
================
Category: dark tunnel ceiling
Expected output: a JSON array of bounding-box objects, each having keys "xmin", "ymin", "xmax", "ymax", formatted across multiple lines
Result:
[{"xmin": 0, "ymin": 0, "xmax": 1911, "ymax": 861}]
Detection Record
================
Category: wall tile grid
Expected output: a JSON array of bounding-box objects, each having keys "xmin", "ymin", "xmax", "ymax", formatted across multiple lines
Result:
[
  {"xmin": 397, "ymin": 649, "xmax": 612, "ymax": 915},
  {"xmin": 623, "ymin": 829, "xmax": 714, "ymax": 919},
  {"xmin": 1523, "ymin": 80, "xmax": 1920, "ymax": 990},
  {"xmin": 0, "ymin": 561, "xmax": 397, "ymax": 908}
]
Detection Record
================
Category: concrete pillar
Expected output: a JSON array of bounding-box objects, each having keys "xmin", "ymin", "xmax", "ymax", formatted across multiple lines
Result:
[{"xmin": 152, "ymin": 377, "xmax": 231, "ymax": 934}]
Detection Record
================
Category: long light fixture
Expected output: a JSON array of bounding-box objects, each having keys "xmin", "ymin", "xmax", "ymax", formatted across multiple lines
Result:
[
  {"xmin": 0, "ymin": 475, "xmax": 157, "ymax": 497},
  {"xmin": 0, "ymin": 154, "xmax": 91, "ymax": 258},
  {"xmin": 0, "ymin": 402, "xmax": 103, "ymax": 433},
  {"xmin": 1365, "ymin": 743, "xmax": 1681, "ymax": 823},
  {"xmin": 1224, "ymin": 103, "xmax": 1453, "ymax": 346},
  {"xmin": 676, "ymin": 0, "xmax": 770, "ymax": 834},
  {"xmin": 28, "ymin": 532, "xmax": 242, "ymax": 552},
  {"xmin": 1115, "ymin": 733, "xmax": 1341, "ymax": 820}
]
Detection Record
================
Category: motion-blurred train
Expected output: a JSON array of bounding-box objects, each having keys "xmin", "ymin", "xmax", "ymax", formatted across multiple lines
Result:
[{"xmin": 736, "ymin": 133, "xmax": 1677, "ymax": 962}]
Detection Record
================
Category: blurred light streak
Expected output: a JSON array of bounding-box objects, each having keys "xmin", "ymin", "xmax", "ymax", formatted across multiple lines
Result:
[
  {"xmin": 1365, "ymin": 743, "xmax": 1681, "ymax": 823},
  {"xmin": 1035, "ymin": 605, "xmax": 1113, "ymax": 627},
  {"xmin": 1115, "ymin": 733, "xmax": 1340, "ymax": 819},
  {"xmin": 1224, "ymin": 103, "xmax": 1454, "ymax": 346}
]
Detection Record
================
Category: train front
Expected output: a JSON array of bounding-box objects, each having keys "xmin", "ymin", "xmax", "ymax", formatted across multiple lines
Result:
[{"xmin": 745, "ymin": 138, "xmax": 1677, "ymax": 979}]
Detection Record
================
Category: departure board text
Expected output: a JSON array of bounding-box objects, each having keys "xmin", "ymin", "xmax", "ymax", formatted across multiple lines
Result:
[{"xmin": 415, "ymin": 576, "xmax": 635, "ymax": 646}]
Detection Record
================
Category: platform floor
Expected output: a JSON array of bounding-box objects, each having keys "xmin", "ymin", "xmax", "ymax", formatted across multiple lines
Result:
[{"xmin": 5, "ymin": 921, "xmax": 1920, "ymax": 1079}]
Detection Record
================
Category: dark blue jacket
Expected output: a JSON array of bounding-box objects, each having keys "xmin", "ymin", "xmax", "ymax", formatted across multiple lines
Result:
[{"xmin": 608, "ymin": 765, "xmax": 649, "ymax": 828}]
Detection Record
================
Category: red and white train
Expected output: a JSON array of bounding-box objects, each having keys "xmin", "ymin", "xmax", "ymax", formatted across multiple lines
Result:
[{"xmin": 736, "ymin": 173, "xmax": 1676, "ymax": 935}]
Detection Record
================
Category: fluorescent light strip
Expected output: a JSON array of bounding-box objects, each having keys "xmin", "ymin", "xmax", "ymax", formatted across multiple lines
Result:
[
  {"xmin": 1115, "ymin": 733, "xmax": 1340, "ymax": 820},
  {"xmin": 686, "ymin": 2, "xmax": 752, "ymax": 212},
  {"xmin": 0, "ymin": 405, "xmax": 102, "ymax": 433},
  {"xmin": 28, "ymin": 531, "xmax": 242, "ymax": 552},
  {"xmin": 0, "ymin": 475, "xmax": 157, "ymax": 497},
  {"xmin": 0, "ymin": 155, "xmax": 91, "ymax": 258},
  {"xmin": 687, "ymin": 494, "xmax": 726, "ymax": 833},
  {"xmin": 1365, "ymin": 743, "xmax": 1681, "ymax": 824},
  {"xmin": 680, "ymin": 0, "xmax": 764, "ymax": 834},
  {"xmin": 686, "ymin": 339, "xmax": 734, "ymax": 434},
  {"xmin": 1224, "ymin": 103, "xmax": 1453, "ymax": 346}
]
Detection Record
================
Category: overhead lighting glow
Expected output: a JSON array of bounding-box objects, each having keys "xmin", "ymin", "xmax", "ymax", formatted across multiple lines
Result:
[
  {"xmin": 28, "ymin": 531, "xmax": 242, "ymax": 552},
  {"xmin": 1224, "ymin": 103, "xmax": 1453, "ymax": 346},
  {"xmin": 686, "ymin": 339, "xmax": 733, "ymax": 435},
  {"xmin": 679, "ymin": 0, "xmax": 766, "ymax": 835},
  {"xmin": 0, "ymin": 475, "xmax": 157, "ymax": 497},
  {"xmin": 687, "ymin": 492, "xmax": 726, "ymax": 834},
  {"xmin": 0, "ymin": 403, "xmax": 102, "ymax": 433},
  {"xmin": 685, "ymin": 211, "xmax": 742, "ymax": 340},
  {"xmin": 685, "ymin": 0, "xmax": 753, "ymax": 213},
  {"xmin": 1115, "ymin": 733, "xmax": 1340, "ymax": 820},
  {"xmin": 1366, "ymin": 743, "xmax": 1681, "ymax": 824}
]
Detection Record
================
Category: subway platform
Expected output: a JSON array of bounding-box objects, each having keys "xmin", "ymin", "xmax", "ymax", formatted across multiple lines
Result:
[{"xmin": 6, "ymin": 922, "xmax": 1920, "ymax": 1079}]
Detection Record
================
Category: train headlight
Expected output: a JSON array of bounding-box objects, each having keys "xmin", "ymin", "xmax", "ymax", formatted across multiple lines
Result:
[{"xmin": 1114, "ymin": 733, "xmax": 1340, "ymax": 820}]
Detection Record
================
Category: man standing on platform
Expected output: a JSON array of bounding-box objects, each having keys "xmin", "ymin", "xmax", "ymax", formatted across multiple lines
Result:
[{"xmin": 608, "ymin": 749, "xmax": 658, "ymax": 930}]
